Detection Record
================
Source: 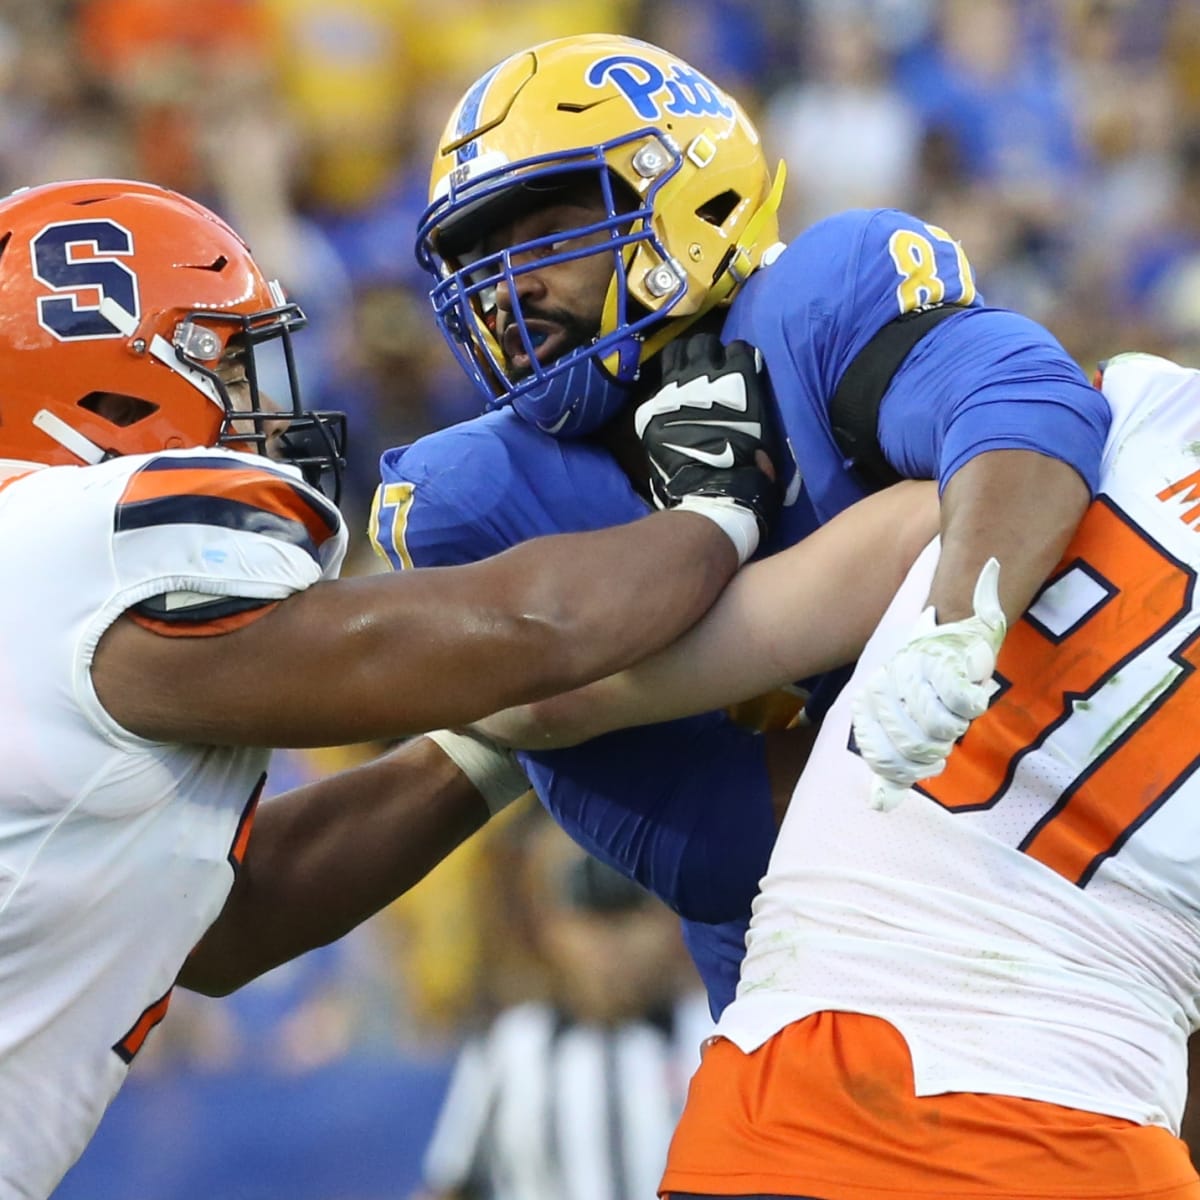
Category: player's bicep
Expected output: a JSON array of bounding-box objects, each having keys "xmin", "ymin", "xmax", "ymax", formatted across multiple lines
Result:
[
  {"xmin": 92, "ymin": 607, "xmax": 285, "ymax": 741},
  {"xmin": 93, "ymin": 552, "xmax": 577, "ymax": 748},
  {"xmin": 92, "ymin": 570, "xmax": 471, "ymax": 744}
]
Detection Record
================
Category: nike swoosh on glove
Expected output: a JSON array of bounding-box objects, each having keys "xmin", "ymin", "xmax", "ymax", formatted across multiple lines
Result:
[
  {"xmin": 852, "ymin": 557, "xmax": 1006, "ymax": 812},
  {"xmin": 634, "ymin": 334, "xmax": 783, "ymax": 561}
]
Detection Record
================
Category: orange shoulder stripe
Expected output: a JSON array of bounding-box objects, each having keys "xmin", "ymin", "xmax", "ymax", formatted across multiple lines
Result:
[
  {"xmin": 118, "ymin": 463, "xmax": 338, "ymax": 549},
  {"xmin": 127, "ymin": 600, "xmax": 280, "ymax": 638}
]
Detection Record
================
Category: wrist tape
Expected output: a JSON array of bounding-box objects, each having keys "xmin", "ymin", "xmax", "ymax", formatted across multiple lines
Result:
[
  {"xmin": 425, "ymin": 728, "xmax": 531, "ymax": 816},
  {"xmin": 676, "ymin": 496, "xmax": 760, "ymax": 565}
]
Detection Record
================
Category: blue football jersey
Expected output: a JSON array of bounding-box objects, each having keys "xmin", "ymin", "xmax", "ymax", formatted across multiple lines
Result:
[{"xmin": 374, "ymin": 409, "xmax": 775, "ymax": 1016}]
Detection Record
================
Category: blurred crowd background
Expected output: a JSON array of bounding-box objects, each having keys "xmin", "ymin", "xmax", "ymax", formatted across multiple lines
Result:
[{"xmin": 8, "ymin": 0, "xmax": 1197, "ymax": 1196}]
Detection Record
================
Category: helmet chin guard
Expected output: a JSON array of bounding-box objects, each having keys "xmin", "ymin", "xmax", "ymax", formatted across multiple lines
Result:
[{"xmin": 510, "ymin": 330, "xmax": 641, "ymax": 436}]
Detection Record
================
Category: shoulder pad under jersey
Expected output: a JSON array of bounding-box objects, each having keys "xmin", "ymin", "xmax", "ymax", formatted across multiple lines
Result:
[
  {"xmin": 110, "ymin": 448, "xmax": 347, "ymax": 599},
  {"xmin": 372, "ymin": 409, "xmax": 645, "ymax": 569}
]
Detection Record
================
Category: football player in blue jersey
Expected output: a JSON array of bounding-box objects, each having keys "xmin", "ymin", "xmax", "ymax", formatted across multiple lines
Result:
[{"xmin": 373, "ymin": 33, "xmax": 1108, "ymax": 1014}]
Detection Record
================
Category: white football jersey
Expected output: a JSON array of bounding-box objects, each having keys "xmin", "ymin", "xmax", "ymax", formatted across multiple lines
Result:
[
  {"xmin": 0, "ymin": 448, "xmax": 346, "ymax": 1198},
  {"xmin": 717, "ymin": 353, "xmax": 1200, "ymax": 1133}
]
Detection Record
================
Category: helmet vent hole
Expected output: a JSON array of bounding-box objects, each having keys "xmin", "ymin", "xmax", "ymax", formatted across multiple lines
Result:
[
  {"xmin": 0, "ymin": 232, "xmax": 9, "ymax": 263},
  {"xmin": 696, "ymin": 191, "xmax": 741, "ymax": 228},
  {"xmin": 556, "ymin": 97, "xmax": 617, "ymax": 114},
  {"xmin": 78, "ymin": 392, "xmax": 159, "ymax": 428},
  {"xmin": 188, "ymin": 255, "xmax": 229, "ymax": 272}
]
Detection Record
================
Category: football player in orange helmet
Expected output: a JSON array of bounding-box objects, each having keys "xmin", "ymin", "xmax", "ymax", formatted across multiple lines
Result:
[
  {"xmin": 0, "ymin": 178, "xmax": 784, "ymax": 1196},
  {"xmin": 0, "ymin": 177, "xmax": 347, "ymax": 496}
]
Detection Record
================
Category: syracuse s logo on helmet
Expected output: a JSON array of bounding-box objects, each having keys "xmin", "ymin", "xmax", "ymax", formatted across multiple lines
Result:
[
  {"xmin": 32, "ymin": 219, "xmax": 140, "ymax": 342},
  {"xmin": 586, "ymin": 53, "xmax": 734, "ymax": 121}
]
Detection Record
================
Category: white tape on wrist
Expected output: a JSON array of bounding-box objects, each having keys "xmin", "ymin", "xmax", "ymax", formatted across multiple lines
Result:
[
  {"xmin": 425, "ymin": 728, "xmax": 530, "ymax": 816},
  {"xmin": 675, "ymin": 496, "xmax": 760, "ymax": 565}
]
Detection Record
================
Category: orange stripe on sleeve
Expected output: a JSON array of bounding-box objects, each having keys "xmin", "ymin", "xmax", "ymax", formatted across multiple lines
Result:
[
  {"xmin": 127, "ymin": 600, "xmax": 280, "ymax": 639},
  {"xmin": 119, "ymin": 464, "xmax": 338, "ymax": 548},
  {"xmin": 113, "ymin": 988, "xmax": 174, "ymax": 1064}
]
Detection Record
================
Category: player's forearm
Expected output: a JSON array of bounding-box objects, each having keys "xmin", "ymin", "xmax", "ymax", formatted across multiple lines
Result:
[
  {"xmin": 931, "ymin": 450, "xmax": 1090, "ymax": 622},
  {"xmin": 498, "ymin": 507, "xmax": 741, "ymax": 684},
  {"xmin": 500, "ymin": 568, "xmax": 803, "ymax": 745},
  {"xmin": 475, "ymin": 564, "xmax": 803, "ymax": 751},
  {"xmin": 179, "ymin": 737, "xmax": 487, "ymax": 996},
  {"xmin": 93, "ymin": 509, "xmax": 740, "ymax": 748},
  {"xmin": 338, "ymin": 508, "xmax": 743, "ymax": 740}
]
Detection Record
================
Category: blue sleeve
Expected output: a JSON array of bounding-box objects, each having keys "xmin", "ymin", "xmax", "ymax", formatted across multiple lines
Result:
[
  {"xmin": 377, "ymin": 424, "xmax": 573, "ymax": 567},
  {"xmin": 727, "ymin": 209, "xmax": 1109, "ymax": 518},
  {"xmin": 876, "ymin": 309, "xmax": 1110, "ymax": 496},
  {"xmin": 519, "ymin": 713, "xmax": 776, "ymax": 927}
]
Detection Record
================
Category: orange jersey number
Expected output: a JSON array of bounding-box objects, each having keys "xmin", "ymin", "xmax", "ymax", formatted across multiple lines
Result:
[{"xmin": 920, "ymin": 496, "xmax": 1198, "ymax": 886}]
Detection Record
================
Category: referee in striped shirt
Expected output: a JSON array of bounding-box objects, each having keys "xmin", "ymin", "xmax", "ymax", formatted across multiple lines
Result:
[{"xmin": 418, "ymin": 813, "xmax": 712, "ymax": 1200}]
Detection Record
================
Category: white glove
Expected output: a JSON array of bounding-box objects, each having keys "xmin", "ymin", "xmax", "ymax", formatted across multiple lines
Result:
[{"xmin": 852, "ymin": 558, "xmax": 1006, "ymax": 812}]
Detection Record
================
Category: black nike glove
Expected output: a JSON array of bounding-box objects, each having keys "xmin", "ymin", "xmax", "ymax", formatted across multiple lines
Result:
[{"xmin": 634, "ymin": 334, "xmax": 782, "ymax": 542}]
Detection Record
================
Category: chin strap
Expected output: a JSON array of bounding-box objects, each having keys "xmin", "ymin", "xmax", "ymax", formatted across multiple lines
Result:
[
  {"xmin": 32, "ymin": 409, "xmax": 107, "ymax": 465},
  {"xmin": 601, "ymin": 159, "xmax": 789, "ymax": 379}
]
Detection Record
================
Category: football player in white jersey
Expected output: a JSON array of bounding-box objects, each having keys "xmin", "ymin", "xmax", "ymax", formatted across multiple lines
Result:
[
  {"xmin": 0, "ymin": 178, "xmax": 783, "ymax": 1199},
  {"xmin": 479, "ymin": 351, "xmax": 1200, "ymax": 1198}
]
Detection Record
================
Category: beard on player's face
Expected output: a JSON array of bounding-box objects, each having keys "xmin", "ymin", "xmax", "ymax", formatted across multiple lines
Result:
[{"xmin": 500, "ymin": 304, "xmax": 602, "ymax": 381}]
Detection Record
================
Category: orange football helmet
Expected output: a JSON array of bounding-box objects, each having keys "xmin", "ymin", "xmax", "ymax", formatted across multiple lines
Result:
[
  {"xmin": 417, "ymin": 34, "xmax": 785, "ymax": 436},
  {"xmin": 0, "ymin": 178, "xmax": 345, "ymax": 495}
]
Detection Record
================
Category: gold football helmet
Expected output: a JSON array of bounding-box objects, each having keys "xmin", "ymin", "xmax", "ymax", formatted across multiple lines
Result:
[{"xmin": 417, "ymin": 34, "xmax": 785, "ymax": 436}]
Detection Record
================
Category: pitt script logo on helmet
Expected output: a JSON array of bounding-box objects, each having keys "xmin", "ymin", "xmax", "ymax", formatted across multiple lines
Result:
[
  {"xmin": 417, "ymin": 34, "xmax": 786, "ymax": 437},
  {"xmin": 0, "ymin": 179, "xmax": 347, "ymax": 498}
]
